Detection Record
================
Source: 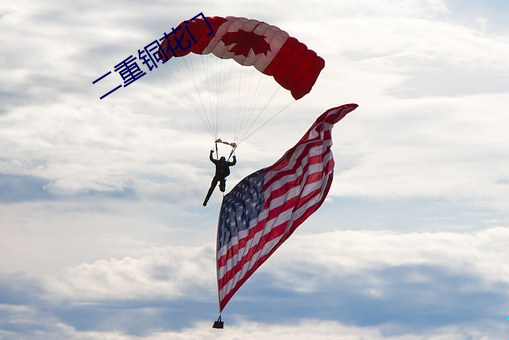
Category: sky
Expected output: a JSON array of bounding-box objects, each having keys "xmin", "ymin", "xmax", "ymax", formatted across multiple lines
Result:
[{"xmin": 1, "ymin": 0, "xmax": 508, "ymax": 339}]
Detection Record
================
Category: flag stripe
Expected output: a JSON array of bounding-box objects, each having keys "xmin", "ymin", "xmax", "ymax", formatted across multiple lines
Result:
[
  {"xmin": 218, "ymin": 159, "xmax": 332, "ymax": 286},
  {"xmin": 217, "ymin": 160, "xmax": 334, "ymax": 286},
  {"xmin": 218, "ymin": 166, "xmax": 331, "ymax": 285},
  {"xmin": 219, "ymin": 195, "xmax": 331, "ymax": 309},
  {"xmin": 264, "ymin": 139, "xmax": 332, "ymax": 186},
  {"xmin": 266, "ymin": 154, "xmax": 333, "ymax": 200},
  {"xmin": 216, "ymin": 157, "xmax": 333, "ymax": 268}
]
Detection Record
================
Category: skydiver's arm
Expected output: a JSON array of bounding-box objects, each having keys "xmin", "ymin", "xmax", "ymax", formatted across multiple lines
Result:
[
  {"xmin": 229, "ymin": 156, "xmax": 237, "ymax": 166},
  {"xmin": 209, "ymin": 150, "xmax": 215, "ymax": 162}
]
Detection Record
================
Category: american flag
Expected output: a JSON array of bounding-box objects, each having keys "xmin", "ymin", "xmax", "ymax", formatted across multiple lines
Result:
[{"xmin": 216, "ymin": 103, "xmax": 358, "ymax": 311}]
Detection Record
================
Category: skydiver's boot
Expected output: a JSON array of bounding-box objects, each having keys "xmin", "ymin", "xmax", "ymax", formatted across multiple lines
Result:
[
  {"xmin": 203, "ymin": 189, "xmax": 212, "ymax": 206},
  {"xmin": 203, "ymin": 181, "xmax": 217, "ymax": 206}
]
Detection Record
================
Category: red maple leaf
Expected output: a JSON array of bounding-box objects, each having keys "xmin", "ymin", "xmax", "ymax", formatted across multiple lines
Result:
[{"xmin": 222, "ymin": 30, "xmax": 271, "ymax": 57}]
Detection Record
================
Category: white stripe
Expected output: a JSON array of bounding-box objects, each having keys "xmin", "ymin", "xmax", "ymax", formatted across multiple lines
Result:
[
  {"xmin": 218, "ymin": 223, "xmax": 267, "ymax": 280},
  {"xmin": 217, "ymin": 152, "xmax": 333, "ymax": 277},
  {"xmin": 264, "ymin": 127, "xmax": 333, "ymax": 183},
  {"xmin": 219, "ymin": 181, "xmax": 332, "ymax": 296},
  {"xmin": 217, "ymin": 225, "xmax": 252, "ymax": 260},
  {"xmin": 218, "ymin": 166, "xmax": 333, "ymax": 281},
  {"xmin": 263, "ymin": 145, "xmax": 328, "ymax": 188},
  {"xmin": 219, "ymin": 233, "xmax": 284, "ymax": 298},
  {"xmin": 264, "ymin": 151, "xmax": 333, "ymax": 195}
]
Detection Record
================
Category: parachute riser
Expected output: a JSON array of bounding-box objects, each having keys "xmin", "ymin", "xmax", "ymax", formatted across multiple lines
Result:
[
  {"xmin": 215, "ymin": 138, "xmax": 237, "ymax": 161},
  {"xmin": 227, "ymin": 147, "xmax": 236, "ymax": 162}
]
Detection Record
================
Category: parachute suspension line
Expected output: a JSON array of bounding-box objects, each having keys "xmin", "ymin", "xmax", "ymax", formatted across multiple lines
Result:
[
  {"xmin": 242, "ymin": 82, "xmax": 282, "ymax": 136},
  {"xmin": 200, "ymin": 54, "xmax": 217, "ymax": 140},
  {"xmin": 234, "ymin": 77, "xmax": 290, "ymax": 146},
  {"xmin": 239, "ymin": 66, "xmax": 255, "ymax": 136},
  {"xmin": 207, "ymin": 55, "xmax": 219, "ymax": 139},
  {"xmin": 235, "ymin": 72, "xmax": 273, "ymax": 143},
  {"xmin": 234, "ymin": 64, "xmax": 245, "ymax": 143},
  {"xmin": 164, "ymin": 55, "xmax": 298, "ymax": 147},
  {"xmin": 214, "ymin": 56, "xmax": 235, "ymax": 142},
  {"xmin": 240, "ymin": 99, "xmax": 295, "ymax": 144},
  {"xmin": 222, "ymin": 61, "xmax": 235, "ymax": 140},
  {"xmin": 236, "ymin": 66, "xmax": 262, "ymax": 144},
  {"xmin": 212, "ymin": 55, "xmax": 223, "ymax": 140},
  {"xmin": 163, "ymin": 60, "xmax": 215, "ymax": 141},
  {"xmin": 199, "ymin": 54, "xmax": 234, "ymax": 143},
  {"xmin": 203, "ymin": 54, "xmax": 222, "ymax": 140},
  {"xmin": 231, "ymin": 64, "xmax": 273, "ymax": 145},
  {"xmin": 237, "ymin": 68, "xmax": 304, "ymax": 143},
  {"xmin": 181, "ymin": 56, "xmax": 216, "ymax": 140},
  {"xmin": 164, "ymin": 59, "xmax": 215, "ymax": 141}
]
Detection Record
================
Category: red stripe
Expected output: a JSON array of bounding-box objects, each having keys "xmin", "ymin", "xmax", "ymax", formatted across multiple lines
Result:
[
  {"xmin": 219, "ymin": 244, "xmax": 277, "ymax": 310},
  {"xmin": 265, "ymin": 120, "xmax": 333, "ymax": 170},
  {"xmin": 217, "ymin": 155, "xmax": 327, "ymax": 267},
  {"xmin": 264, "ymin": 138, "xmax": 331, "ymax": 188},
  {"xmin": 217, "ymin": 219, "xmax": 266, "ymax": 268},
  {"xmin": 289, "ymin": 175, "xmax": 334, "ymax": 235},
  {"xmin": 218, "ymin": 167, "xmax": 333, "ymax": 288},
  {"xmin": 218, "ymin": 151, "xmax": 332, "ymax": 287},
  {"xmin": 264, "ymin": 195, "xmax": 298, "ymax": 224},
  {"xmin": 217, "ymin": 153, "xmax": 333, "ymax": 268},
  {"xmin": 218, "ymin": 192, "xmax": 331, "ymax": 311},
  {"xmin": 294, "ymin": 181, "xmax": 328, "ymax": 211},
  {"xmin": 273, "ymin": 200, "xmax": 327, "ymax": 254},
  {"xmin": 267, "ymin": 154, "xmax": 332, "ymax": 202},
  {"xmin": 218, "ymin": 220, "xmax": 288, "ymax": 285},
  {"xmin": 218, "ymin": 219, "xmax": 289, "ymax": 290},
  {"xmin": 265, "ymin": 132, "xmax": 323, "ymax": 172},
  {"xmin": 266, "ymin": 151, "xmax": 329, "ymax": 190},
  {"xmin": 217, "ymin": 197, "xmax": 295, "ymax": 270}
]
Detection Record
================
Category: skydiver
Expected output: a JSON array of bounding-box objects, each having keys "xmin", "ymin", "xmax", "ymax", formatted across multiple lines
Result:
[{"xmin": 203, "ymin": 149, "xmax": 237, "ymax": 206}]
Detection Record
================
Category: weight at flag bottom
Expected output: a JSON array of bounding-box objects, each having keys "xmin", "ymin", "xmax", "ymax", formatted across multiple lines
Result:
[{"xmin": 216, "ymin": 103, "xmax": 358, "ymax": 311}]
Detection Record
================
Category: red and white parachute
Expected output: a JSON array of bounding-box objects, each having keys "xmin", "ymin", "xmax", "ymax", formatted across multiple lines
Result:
[{"xmin": 160, "ymin": 16, "xmax": 325, "ymax": 147}]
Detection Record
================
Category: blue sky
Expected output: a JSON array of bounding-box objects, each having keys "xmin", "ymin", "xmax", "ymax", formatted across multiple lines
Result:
[{"xmin": 1, "ymin": 0, "xmax": 509, "ymax": 339}]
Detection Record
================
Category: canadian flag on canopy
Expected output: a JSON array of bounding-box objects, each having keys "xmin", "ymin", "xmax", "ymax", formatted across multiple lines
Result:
[
  {"xmin": 215, "ymin": 103, "xmax": 358, "ymax": 313},
  {"xmin": 160, "ymin": 15, "xmax": 325, "ymax": 100}
]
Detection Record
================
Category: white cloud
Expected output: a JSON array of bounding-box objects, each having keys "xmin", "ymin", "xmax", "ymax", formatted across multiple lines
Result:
[
  {"xmin": 142, "ymin": 320, "xmax": 502, "ymax": 340},
  {"xmin": 37, "ymin": 227, "xmax": 509, "ymax": 317},
  {"xmin": 267, "ymin": 227, "xmax": 509, "ymax": 292},
  {"xmin": 330, "ymin": 93, "xmax": 509, "ymax": 210},
  {"xmin": 1, "ymin": 0, "xmax": 508, "ymax": 210},
  {"xmin": 0, "ymin": 200, "xmax": 217, "ymax": 274},
  {"xmin": 5, "ymin": 317, "xmax": 503, "ymax": 340},
  {"xmin": 44, "ymin": 244, "xmax": 216, "ymax": 302},
  {"xmin": 1, "ymin": 226, "xmax": 508, "ymax": 338}
]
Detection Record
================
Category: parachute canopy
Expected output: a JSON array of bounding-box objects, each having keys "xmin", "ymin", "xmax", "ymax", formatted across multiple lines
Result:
[
  {"xmin": 161, "ymin": 16, "xmax": 325, "ymax": 100},
  {"xmin": 159, "ymin": 16, "xmax": 325, "ymax": 146}
]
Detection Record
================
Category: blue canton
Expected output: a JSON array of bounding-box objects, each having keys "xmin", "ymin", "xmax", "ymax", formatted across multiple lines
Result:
[{"xmin": 217, "ymin": 170, "xmax": 265, "ymax": 249}]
